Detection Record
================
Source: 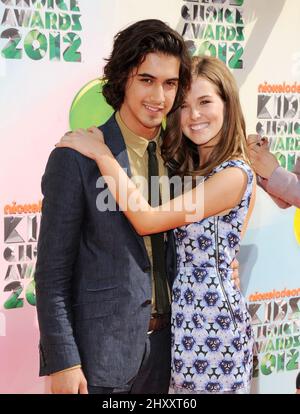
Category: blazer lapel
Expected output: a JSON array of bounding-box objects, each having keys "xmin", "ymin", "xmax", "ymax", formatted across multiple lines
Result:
[{"xmin": 99, "ymin": 114, "xmax": 132, "ymax": 176}]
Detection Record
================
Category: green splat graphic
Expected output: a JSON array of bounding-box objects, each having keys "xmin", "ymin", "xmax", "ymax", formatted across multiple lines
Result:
[{"xmin": 69, "ymin": 79, "xmax": 114, "ymax": 130}]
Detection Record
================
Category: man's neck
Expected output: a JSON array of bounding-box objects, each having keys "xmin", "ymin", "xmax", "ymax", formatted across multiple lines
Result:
[{"xmin": 119, "ymin": 108, "xmax": 160, "ymax": 140}]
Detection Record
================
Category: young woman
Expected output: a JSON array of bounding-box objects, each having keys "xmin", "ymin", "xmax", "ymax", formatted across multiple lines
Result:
[{"xmin": 57, "ymin": 56, "xmax": 256, "ymax": 394}]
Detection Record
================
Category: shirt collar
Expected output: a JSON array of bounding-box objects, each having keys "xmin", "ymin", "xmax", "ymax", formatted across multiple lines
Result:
[{"xmin": 115, "ymin": 111, "xmax": 161, "ymax": 158}]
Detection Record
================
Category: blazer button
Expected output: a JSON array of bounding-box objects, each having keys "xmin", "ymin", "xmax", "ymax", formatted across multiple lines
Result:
[
  {"xmin": 143, "ymin": 266, "xmax": 151, "ymax": 272},
  {"xmin": 142, "ymin": 299, "xmax": 152, "ymax": 307}
]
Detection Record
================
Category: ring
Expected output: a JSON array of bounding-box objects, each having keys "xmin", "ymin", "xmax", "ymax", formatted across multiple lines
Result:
[{"xmin": 65, "ymin": 130, "xmax": 72, "ymax": 135}]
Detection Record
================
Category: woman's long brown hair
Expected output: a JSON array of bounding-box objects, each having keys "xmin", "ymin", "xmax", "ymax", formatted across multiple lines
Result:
[{"xmin": 162, "ymin": 55, "xmax": 249, "ymax": 177}]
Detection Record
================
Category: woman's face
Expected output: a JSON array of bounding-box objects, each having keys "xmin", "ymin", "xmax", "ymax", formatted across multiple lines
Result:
[{"xmin": 180, "ymin": 76, "xmax": 225, "ymax": 149}]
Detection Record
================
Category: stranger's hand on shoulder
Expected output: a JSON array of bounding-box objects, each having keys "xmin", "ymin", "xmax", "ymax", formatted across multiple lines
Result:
[
  {"xmin": 50, "ymin": 366, "xmax": 88, "ymax": 394},
  {"xmin": 247, "ymin": 134, "xmax": 269, "ymax": 150},
  {"xmin": 247, "ymin": 134, "xmax": 279, "ymax": 179},
  {"xmin": 56, "ymin": 126, "xmax": 112, "ymax": 161}
]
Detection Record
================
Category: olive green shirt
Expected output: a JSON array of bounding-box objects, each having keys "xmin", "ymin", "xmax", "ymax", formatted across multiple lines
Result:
[{"xmin": 115, "ymin": 111, "xmax": 170, "ymax": 314}]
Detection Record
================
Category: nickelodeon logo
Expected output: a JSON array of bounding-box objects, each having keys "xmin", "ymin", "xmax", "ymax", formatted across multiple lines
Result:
[{"xmin": 4, "ymin": 200, "xmax": 42, "ymax": 215}]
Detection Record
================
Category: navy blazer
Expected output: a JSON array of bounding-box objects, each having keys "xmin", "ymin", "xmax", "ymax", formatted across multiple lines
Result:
[{"xmin": 35, "ymin": 114, "xmax": 176, "ymax": 387}]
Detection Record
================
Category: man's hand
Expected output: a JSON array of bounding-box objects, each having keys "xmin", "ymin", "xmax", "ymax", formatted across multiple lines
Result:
[
  {"xmin": 50, "ymin": 367, "xmax": 88, "ymax": 394},
  {"xmin": 247, "ymin": 134, "xmax": 279, "ymax": 179},
  {"xmin": 230, "ymin": 258, "xmax": 240, "ymax": 290}
]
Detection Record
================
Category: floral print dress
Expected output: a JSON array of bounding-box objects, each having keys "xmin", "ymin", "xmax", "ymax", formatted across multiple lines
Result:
[{"xmin": 170, "ymin": 159, "xmax": 254, "ymax": 393}]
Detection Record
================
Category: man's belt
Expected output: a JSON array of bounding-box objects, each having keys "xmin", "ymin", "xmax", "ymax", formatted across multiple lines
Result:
[{"xmin": 148, "ymin": 313, "xmax": 170, "ymax": 333}]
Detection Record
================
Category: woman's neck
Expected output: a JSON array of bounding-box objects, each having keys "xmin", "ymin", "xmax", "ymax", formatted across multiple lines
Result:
[
  {"xmin": 198, "ymin": 146, "xmax": 214, "ymax": 167},
  {"xmin": 197, "ymin": 131, "xmax": 221, "ymax": 167}
]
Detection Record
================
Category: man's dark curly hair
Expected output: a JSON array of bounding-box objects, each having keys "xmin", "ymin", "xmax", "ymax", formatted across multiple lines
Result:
[{"xmin": 102, "ymin": 19, "xmax": 191, "ymax": 112}]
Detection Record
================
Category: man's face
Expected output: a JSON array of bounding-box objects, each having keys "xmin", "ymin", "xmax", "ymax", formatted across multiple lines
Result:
[{"xmin": 120, "ymin": 52, "xmax": 180, "ymax": 139}]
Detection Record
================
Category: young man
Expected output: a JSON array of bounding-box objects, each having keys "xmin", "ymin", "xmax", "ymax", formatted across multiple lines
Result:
[{"xmin": 35, "ymin": 19, "xmax": 191, "ymax": 394}]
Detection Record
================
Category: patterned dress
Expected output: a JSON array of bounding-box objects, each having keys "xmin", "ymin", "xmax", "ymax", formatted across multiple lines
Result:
[{"xmin": 170, "ymin": 159, "xmax": 254, "ymax": 393}]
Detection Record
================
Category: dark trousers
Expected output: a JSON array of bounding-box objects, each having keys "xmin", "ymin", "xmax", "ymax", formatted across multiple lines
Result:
[{"xmin": 88, "ymin": 324, "xmax": 171, "ymax": 394}]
